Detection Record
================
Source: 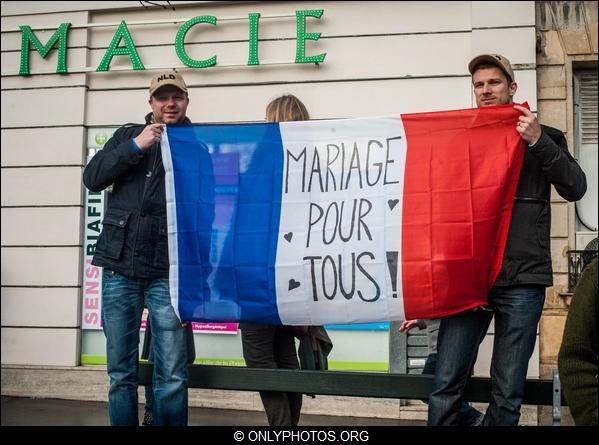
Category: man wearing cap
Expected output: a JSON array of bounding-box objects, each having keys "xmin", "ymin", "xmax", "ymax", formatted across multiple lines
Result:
[
  {"xmin": 83, "ymin": 72, "xmax": 192, "ymax": 426},
  {"xmin": 428, "ymin": 54, "xmax": 587, "ymax": 426}
]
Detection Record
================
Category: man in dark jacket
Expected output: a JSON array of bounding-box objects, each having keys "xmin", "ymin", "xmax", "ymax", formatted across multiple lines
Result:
[
  {"xmin": 428, "ymin": 54, "xmax": 587, "ymax": 426},
  {"xmin": 83, "ymin": 72, "xmax": 192, "ymax": 426}
]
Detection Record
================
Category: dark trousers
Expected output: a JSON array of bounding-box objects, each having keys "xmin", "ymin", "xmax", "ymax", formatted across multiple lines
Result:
[
  {"xmin": 429, "ymin": 286, "xmax": 545, "ymax": 426},
  {"xmin": 423, "ymin": 353, "xmax": 482, "ymax": 426},
  {"xmin": 240, "ymin": 324, "xmax": 302, "ymax": 426}
]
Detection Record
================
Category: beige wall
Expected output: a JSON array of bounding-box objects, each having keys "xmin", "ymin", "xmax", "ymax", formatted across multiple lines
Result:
[{"xmin": 1, "ymin": 1, "xmax": 539, "ymax": 367}]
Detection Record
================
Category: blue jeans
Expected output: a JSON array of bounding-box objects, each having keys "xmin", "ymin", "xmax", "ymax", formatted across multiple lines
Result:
[
  {"xmin": 423, "ymin": 353, "xmax": 482, "ymax": 426},
  {"xmin": 143, "ymin": 318, "xmax": 196, "ymax": 420},
  {"xmin": 101, "ymin": 270, "xmax": 188, "ymax": 426},
  {"xmin": 428, "ymin": 285, "xmax": 545, "ymax": 426}
]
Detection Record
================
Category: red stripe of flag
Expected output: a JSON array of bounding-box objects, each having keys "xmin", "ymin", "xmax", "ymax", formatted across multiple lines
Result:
[{"xmin": 401, "ymin": 104, "xmax": 526, "ymax": 319}]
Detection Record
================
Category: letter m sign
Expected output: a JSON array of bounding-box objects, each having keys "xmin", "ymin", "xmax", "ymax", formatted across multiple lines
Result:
[{"xmin": 19, "ymin": 23, "xmax": 71, "ymax": 75}]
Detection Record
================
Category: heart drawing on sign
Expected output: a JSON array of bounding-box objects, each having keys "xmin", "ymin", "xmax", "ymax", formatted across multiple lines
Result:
[
  {"xmin": 288, "ymin": 279, "xmax": 301, "ymax": 291},
  {"xmin": 388, "ymin": 199, "xmax": 399, "ymax": 211},
  {"xmin": 284, "ymin": 232, "xmax": 293, "ymax": 242}
]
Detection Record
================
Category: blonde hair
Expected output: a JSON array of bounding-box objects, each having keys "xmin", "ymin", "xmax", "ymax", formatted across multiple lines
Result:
[{"xmin": 265, "ymin": 94, "xmax": 310, "ymax": 123}]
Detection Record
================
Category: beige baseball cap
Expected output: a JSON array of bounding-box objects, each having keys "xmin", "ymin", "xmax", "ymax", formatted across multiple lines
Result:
[
  {"xmin": 468, "ymin": 53, "xmax": 515, "ymax": 82},
  {"xmin": 149, "ymin": 71, "xmax": 188, "ymax": 96}
]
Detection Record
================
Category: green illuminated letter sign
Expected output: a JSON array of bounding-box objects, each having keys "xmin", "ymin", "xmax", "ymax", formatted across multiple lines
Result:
[
  {"xmin": 18, "ymin": 9, "xmax": 328, "ymax": 76},
  {"xmin": 247, "ymin": 13, "xmax": 261, "ymax": 66},
  {"xmin": 19, "ymin": 23, "xmax": 71, "ymax": 75},
  {"xmin": 175, "ymin": 16, "xmax": 217, "ymax": 68},
  {"xmin": 96, "ymin": 20, "xmax": 144, "ymax": 72},
  {"xmin": 295, "ymin": 9, "xmax": 326, "ymax": 64}
]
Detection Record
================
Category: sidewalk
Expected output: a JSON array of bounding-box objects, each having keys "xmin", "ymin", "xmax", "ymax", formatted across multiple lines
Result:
[{"xmin": 1, "ymin": 396, "xmax": 425, "ymax": 426}]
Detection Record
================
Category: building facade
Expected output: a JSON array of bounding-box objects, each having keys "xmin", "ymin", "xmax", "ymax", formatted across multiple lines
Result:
[
  {"xmin": 535, "ymin": 0, "xmax": 597, "ymax": 424},
  {"xmin": 1, "ymin": 1, "xmax": 596, "ymax": 424}
]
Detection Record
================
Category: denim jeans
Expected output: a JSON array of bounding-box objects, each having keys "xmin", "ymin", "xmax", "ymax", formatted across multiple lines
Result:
[
  {"xmin": 428, "ymin": 285, "xmax": 545, "ymax": 426},
  {"xmin": 423, "ymin": 353, "xmax": 483, "ymax": 426},
  {"xmin": 101, "ymin": 270, "xmax": 188, "ymax": 426},
  {"xmin": 143, "ymin": 317, "xmax": 196, "ymax": 424}
]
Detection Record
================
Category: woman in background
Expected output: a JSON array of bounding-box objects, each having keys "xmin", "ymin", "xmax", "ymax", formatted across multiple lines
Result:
[{"xmin": 239, "ymin": 94, "xmax": 310, "ymax": 427}]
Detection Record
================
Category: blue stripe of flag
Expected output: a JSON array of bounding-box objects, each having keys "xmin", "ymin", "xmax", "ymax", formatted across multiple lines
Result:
[{"xmin": 167, "ymin": 123, "xmax": 284, "ymax": 324}]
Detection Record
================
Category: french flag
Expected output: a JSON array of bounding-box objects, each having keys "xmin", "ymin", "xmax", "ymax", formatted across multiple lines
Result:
[{"xmin": 162, "ymin": 104, "xmax": 525, "ymax": 325}]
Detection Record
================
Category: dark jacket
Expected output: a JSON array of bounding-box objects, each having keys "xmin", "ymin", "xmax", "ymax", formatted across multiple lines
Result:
[
  {"xmin": 83, "ymin": 113, "xmax": 191, "ymax": 278},
  {"xmin": 298, "ymin": 326, "xmax": 333, "ymax": 371},
  {"xmin": 558, "ymin": 259, "xmax": 598, "ymax": 426},
  {"xmin": 494, "ymin": 125, "xmax": 587, "ymax": 287}
]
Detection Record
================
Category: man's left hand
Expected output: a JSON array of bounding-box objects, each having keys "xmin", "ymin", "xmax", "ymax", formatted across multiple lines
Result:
[{"xmin": 514, "ymin": 105, "xmax": 542, "ymax": 146}]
